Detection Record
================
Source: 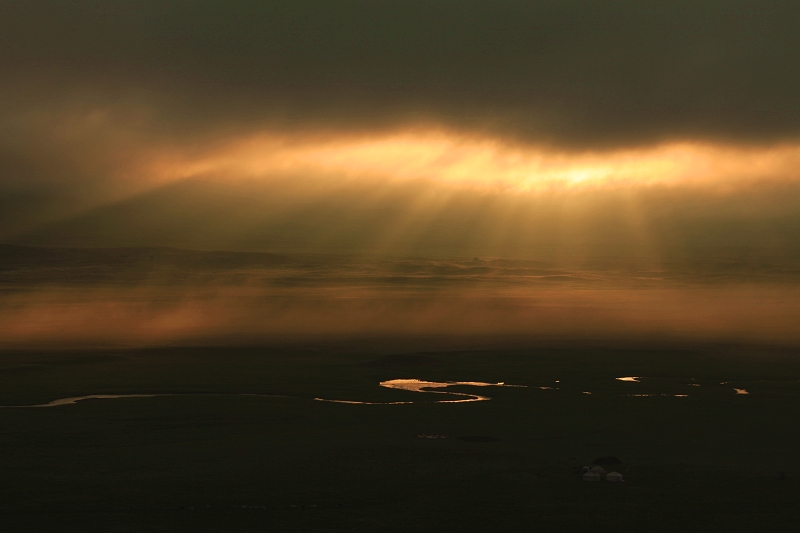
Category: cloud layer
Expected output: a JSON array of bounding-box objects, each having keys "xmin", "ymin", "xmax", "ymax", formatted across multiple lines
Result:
[
  {"xmin": 3, "ymin": 1, "xmax": 800, "ymax": 146},
  {"xmin": 2, "ymin": 1, "xmax": 800, "ymax": 260}
]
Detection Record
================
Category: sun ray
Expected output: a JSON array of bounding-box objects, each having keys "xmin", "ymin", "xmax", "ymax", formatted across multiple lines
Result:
[{"xmin": 150, "ymin": 129, "xmax": 800, "ymax": 193}]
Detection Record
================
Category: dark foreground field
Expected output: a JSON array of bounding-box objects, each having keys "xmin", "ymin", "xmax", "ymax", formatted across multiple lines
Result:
[{"xmin": 0, "ymin": 342, "xmax": 798, "ymax": 532}]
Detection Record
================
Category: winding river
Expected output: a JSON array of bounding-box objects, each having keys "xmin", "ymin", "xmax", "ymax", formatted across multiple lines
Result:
[
  {"xmin": 1, "ymin": 377, "xmax": 754, "ymax": 408},
  {"xmin": 314, "ymin": 379, "xmax": 526, "ymax": 404},
  {"xmin": 0, "ymin": 380, "xmax": 525, "ymax": 408}
]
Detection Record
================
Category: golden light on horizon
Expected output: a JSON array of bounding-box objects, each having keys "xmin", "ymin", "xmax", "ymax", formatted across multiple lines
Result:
[{"xmin": 150, "ymin": 129, "xmax": 800, "ymax": 192}]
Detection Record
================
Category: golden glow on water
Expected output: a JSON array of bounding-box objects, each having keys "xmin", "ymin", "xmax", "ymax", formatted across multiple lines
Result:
[
  {"xmin": 153, "ymin": 129, "xmax": 800, "ymax": 191},
  {"xmin": 616, "ymin": 376, "xmax": 642, "ymax": 382},
  {"xmin": 314, "ymin": 379, "xmax": 526, "ymax": 404},
  {"xmin": 0, "ymin": 380, "xmax": 763, "ymax": 409},
  {"xmin": 380, "ymin": 378, "xmax": 524, "ymax": 403},
  {"xmin": 313, "ymin": 398, "xmax": 414, "ymax": 405}
]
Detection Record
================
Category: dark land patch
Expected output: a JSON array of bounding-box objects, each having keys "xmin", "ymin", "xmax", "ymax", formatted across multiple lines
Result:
[
  {"xmin": 363, "ymin": 354, "xmax": 439, "ymax": 368},
  {"xmin": 0, "ymin": 343, "xmax": 799, "ymax": 531},
  {"xmin": 593, "ymin": 456, "xmax": 623, "ymax": 465},
  {"xmin": 455, "ymin": 435, "xmax": 500, "ymax": 443}
]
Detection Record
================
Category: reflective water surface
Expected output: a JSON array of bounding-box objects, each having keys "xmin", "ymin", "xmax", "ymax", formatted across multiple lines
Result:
[
  {"xmin": 0, "ymin": 392, "xmax": 294, "ymax": 408},
  {"xmin": 2, "ymin": 394, "xmax": 161, "ymax": 408},
  {"xmin": 0, "ymin": 378, "xmax": 761, "ymax": 409},
  {"xmin": 315, "ymin": 379, "xmax": 526, "ymax": 404},
  {"xmin": 0, "ymin": 382, "xmax": 525, "ymax": 408}
]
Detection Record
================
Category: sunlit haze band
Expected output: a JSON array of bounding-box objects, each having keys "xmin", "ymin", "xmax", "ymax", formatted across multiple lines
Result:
[{"xmin": 146, "ymin": 129, "xmax": 800, "ymax": 191}]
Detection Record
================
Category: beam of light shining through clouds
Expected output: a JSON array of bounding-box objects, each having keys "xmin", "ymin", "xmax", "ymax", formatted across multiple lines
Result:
[{"xmin": 2, "ymin": 1, "xmax": 800, "ymax": 346}]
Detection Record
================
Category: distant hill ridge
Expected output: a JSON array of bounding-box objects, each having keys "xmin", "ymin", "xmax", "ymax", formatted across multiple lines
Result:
[
  {"xmin": 0, "ymin": 244, "xmax": 304, "ymax": 270},
  {"xmin": 0, "ymin": 244, "xmax": 322, "ymax": 286}
]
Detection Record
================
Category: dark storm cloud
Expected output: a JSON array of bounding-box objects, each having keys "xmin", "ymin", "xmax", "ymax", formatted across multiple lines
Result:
[{"xmin": 2, "ymin": 0, "xmax": 800, "ymax": 147}]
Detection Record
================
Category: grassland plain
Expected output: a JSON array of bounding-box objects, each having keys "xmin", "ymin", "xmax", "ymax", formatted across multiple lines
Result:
[{"xmin": 0, "ymin": 342, "xmax": 798, "ymax": 532}]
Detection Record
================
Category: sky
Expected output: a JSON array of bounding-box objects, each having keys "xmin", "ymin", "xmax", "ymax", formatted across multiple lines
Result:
[
  {"xmin": 3, "ymin": 1, "xmax": 800, "ymax": 347},
  {"xmin": 2, "ymin": 1, "xmax": 800, "ymax": 261}
]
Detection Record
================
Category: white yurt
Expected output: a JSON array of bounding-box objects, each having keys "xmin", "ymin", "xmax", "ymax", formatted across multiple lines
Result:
[
  {"xmin": 582, "ymin": 471, "xmax": 601, "ymax": 482},
  {"xmin": 607, "ymin": 471, "xmax": 624, "ymax": 483},
  {"xmin": 589, "ymin": 466, "xmax": 606, "ymax": 475}
]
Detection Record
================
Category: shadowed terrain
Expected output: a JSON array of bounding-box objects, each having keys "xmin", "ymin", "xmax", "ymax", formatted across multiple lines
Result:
[{"xmin": 1, "ymin": 342, "xmax": 799, "ymax": 532}]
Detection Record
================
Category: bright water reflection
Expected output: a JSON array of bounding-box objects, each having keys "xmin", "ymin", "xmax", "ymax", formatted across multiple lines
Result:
[
  {"xmin": 382, "ymin": 379, "xmax": 525, "ymax": 402},
  {"xmin": 0, "ymin": 382, "xmax": 525, "ymax": 409},
  {"xmin": 315, "ymin": 379, "xmax": 526, "ymax": 405}
]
